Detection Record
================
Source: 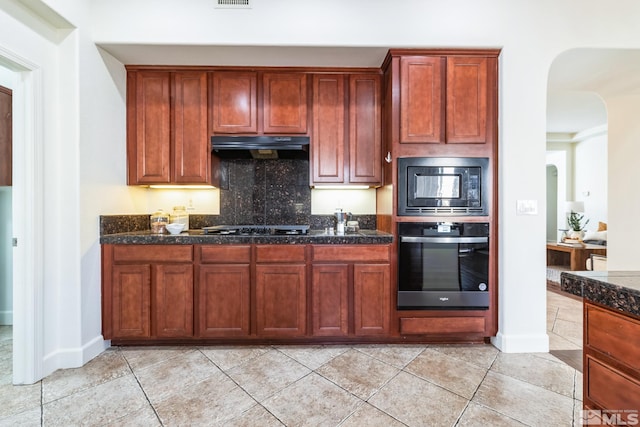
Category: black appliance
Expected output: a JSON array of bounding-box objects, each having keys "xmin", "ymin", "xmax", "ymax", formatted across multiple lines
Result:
[
  {"xmin": 211, "ymin": 135, "xmax": 310, "ymax": 159},
  {"xmin": 398, "ymin": 157, "xmax": 489, "ymax": 216},
  {"xmin": 202, "ymin": 224, "xmax": 310, "ymax": 235},
  {"xmin": 397, "ymin": 222, "xmax": 489, "ymax": 310}
]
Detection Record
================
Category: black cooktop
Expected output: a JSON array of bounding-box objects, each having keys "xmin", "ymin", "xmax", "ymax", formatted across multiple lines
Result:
[{"xmin": 202, "ymin": 225, "xmax": 310, "ymax": 236}]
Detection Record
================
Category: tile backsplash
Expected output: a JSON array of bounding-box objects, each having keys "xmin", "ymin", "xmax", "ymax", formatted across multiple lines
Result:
[
  {"xmin": 218, "ymin": 158, "xmax": 311, "ymax": 225},
  {"xmin": 100, "ymin": 158, "xmax": 377, "ymax": 235}
]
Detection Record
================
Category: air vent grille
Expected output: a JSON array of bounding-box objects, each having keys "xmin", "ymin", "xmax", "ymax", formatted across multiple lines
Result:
[
  {"xmin": 216, "ymin": 0, "xmax": 251, "ymax": 8},
  {"xmin": 402, "ymin": 207, "xmax": 486, "ymax": 216}
]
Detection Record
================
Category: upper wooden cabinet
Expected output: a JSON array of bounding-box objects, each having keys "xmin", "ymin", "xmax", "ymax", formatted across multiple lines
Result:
[
  {"xmin": 263, "ymin": 72, "xmax": 308, "ymax": 134},
  {"xmin": 127, "ymin": 70, "xmax": 211, "ymax": 185},
  {"xmin": 400, "ymin": 55, "xmax": 494, "ymax": 145},
  {"xmin": 311, "ymin": 73, "xmax": 381, "ymax": 186},
  {"xmin": 211, "ymin": 71, "xmax": 308, "ymax": 135},
  {"xmin": 211, "ymin": 72, "xmax": 258, "ymax": 134}
]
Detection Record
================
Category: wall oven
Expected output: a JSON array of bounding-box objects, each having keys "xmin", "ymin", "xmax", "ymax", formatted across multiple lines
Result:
[
  {"xmin": 397, "ymin": 157, "xmax": 489, "ymax": 216},
  {"xmin": 398, "ymin": 222, "xmax": 490, "ymax": 310}
]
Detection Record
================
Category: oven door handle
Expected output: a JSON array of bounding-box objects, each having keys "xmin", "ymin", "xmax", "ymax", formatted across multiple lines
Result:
[{"xmin": 400, "ymin": 236, "xmax": 489, "ymax": 244}]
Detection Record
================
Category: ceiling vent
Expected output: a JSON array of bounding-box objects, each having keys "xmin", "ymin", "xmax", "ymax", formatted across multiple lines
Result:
[{"xmin": 216, "ymin": 0, "xmax": 251, "ymax": 9}]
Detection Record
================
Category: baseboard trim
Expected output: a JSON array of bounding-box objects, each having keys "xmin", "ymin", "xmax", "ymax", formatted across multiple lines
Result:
[
  {"xmin": 42, "ymin": 336, "xmax": 110, "ymax": 378},
  {"xmin": 0, "ymin": 310, "xmax": 12, "ymax": 325},
  {"xmin": 491, "ymin": 331, "xmax": 550, "ymax": 353}
]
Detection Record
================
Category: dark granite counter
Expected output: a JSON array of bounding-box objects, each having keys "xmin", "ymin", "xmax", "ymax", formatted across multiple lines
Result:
[
  {"xmin": 561, "ymin": 271, "xmax": 640, "ymax": 317},
  {"xmin": 99, "ymin": 229, "xmax": 393, "ymax": 245}
]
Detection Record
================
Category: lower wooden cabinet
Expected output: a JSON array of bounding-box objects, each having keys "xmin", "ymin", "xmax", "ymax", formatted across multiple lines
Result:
[
  {"xmin": 311, "ymin": 245, "xmax": 391, "ymax": 337},
  {"xmin": 255, "ymin": 245, "xmax": 307, "ymax": 337},
  {"xmin": 111, "ymin": 264, "xmax": 151, "ymax": 338},
  {"xmin": 102, "ymin": 244, "xmax": 194, "ymax": 340},
  {"xmin": 312, "ymin": 264, "xmax": 349, "ymax": 336},
  {"xmin": 583, "ymin": 301, "xmax": 640, "ymax": 417},
  {"xmin": 197, "ymin": 245, "xmax": 251, "ymax": 337},
  {"xmin": 103, "ymin": 243, "xmax": 394, "ymax": 343},
  {"xmin": 155, "ymin": 263, "xmax": 194, "ymax": 337},
  {"xmin": 198, "ymin": 264, "xmax": 250, "ymax": 337}
]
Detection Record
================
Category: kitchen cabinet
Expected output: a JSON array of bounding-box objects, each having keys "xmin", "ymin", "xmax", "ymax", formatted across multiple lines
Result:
[
  {"xmin": 211, "ymin": 71, "xmax": 258, "ymax": 134},
  {"xmin": 126, "ymin": 70, "xmax": 211, "ymax": 185},
  {"xmin": 0, "ymin": 86, "xmax": 11, "ymax": 186},
  {"xmin": 399, "ymin": 55, "xmax": 494, "ymax": 145},
  {"xmin": 197, "ymin": 245, "xmax": 251, "ymax": 337},
  {"xmin": 211, "ymin": 71, "xmax": 308, "ymax": 135},
  {"xmin": 311, "ymin": 245, "xmax": 390, "ymax": 337},
  {"xmin": 583, "ymin": 301, "xmax": 640, "ymax": 417},
  {"xmin": 311, "ymin": 73, "xmax": 381, "ymax": 186},
  {"xmin": 255, "ymin": 245, "xmax": 307, "ymax": 337},
  {"xmin": 262, "ymin": 72, "xmax": 308, "ymax": 134},
  {"xmin": 102, "ymin": 244, "xmax": 194, "ymax": 340}
]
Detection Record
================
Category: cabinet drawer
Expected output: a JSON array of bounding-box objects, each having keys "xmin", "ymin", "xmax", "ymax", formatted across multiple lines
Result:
[
  {"xmin": 400, "ymin": 317, "xmax": 485, "ymax": 334},
  {"xmin": 200, "ymin": 245, "xmax": 251, "ymax": 263},
  {"xmin": 585, "ymin": 355, "xmax": 640, "ymax": 416},
  {"xmin": 255, "ymin": 245, "xmax": 306, "ymax": 263},
  {"xmin": 112, "ymin": 245, "xmax": 193, "ymax": 263},
  {"xmin": 586, "ymin": 302, "xmax": 640, "ymax": 371},
  {"xmin": 312, "ymin": 245, "xmax": 390, "ymax": 262}
]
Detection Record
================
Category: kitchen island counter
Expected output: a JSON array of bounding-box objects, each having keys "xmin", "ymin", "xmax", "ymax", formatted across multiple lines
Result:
[
  {"xmin": 560, "ymin": 270, "xmax": 640, "ymax": 317},
  {"xmin": 99, "ymin": 229, "xmax": 393, "ymax": 245},
  {"xmin": 560, "ymin": 271, "xmax": 640, "ymax": 417}
]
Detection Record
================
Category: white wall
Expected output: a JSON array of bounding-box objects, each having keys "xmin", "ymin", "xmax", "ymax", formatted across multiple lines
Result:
[
  {"xmin": 606, "ymin": 94, "xmax": 640, "ymax": 270},
  {"xmin": 574, "ymin": 134, "xmax": 608, "ymax": 229},
  {"xmin": 86, "ymin": 0, "xmax": 640, "ymax": 353},
  {"xmin": 5, "ymin": 0, "xmax": 640, "ymax": 382}
]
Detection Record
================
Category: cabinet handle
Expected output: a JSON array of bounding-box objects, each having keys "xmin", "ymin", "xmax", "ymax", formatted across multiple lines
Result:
[{"xmin": 385, "ymin": 152, "xmax": 392, "ymax": 163}]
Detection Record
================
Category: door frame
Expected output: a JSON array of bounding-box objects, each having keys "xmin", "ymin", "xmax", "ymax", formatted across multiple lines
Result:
[{"xmin": 0, "ymin": 46, "xmax": 44, "ymax": 384}]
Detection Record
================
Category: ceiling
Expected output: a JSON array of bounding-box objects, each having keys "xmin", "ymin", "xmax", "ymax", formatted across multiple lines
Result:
[
  {"xmin": 99, "ymin": 44, "xmax": 640, "ymax": 135},
  {"xmin": 547, "ymin": 48, "xmax": 640, "ymax": 134}
]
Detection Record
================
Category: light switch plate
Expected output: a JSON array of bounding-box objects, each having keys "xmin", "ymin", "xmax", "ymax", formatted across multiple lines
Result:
[{"xmin": 516, "ymin": 200, "xmax": 538, "ymax": 215}]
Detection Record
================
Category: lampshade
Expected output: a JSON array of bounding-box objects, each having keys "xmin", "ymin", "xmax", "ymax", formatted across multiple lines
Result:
[{"xmin": 565, "ymin": 201, "xmax": 585, "ymax": 213}]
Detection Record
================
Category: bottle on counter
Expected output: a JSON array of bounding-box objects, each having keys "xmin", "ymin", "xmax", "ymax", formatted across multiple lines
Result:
[
  {"xmin": 150, "ymin": 209, "xmax": 170, "ymax": 234},
  {"xmin": 171, "ymin": 205, "xmax": 189, "ymax": 230}
]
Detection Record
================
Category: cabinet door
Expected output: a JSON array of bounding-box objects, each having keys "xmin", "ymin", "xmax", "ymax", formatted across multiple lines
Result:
[
  {"xmin": 255, "ymin": 264, "xmax": 307, "ymax": 336},
  {"xmin": 154, "ymin": 264, "xmax": 194, "ymax": 337},
  {"xmin": 311, "ymin": 74, "xmax": 345, "ymax": 184},
  {"xmin": 198, "ymin": 264, "xmax": 250, "ymax": 337},
  {"xmin": 263, "ymin": 73, "xmax": 308, "ymax": 134},
  {"xmin": 446, "ymin": 57, "xmax": 488, "ymax": 144},
  {"xmin": 211, "ymin": 72, "xmax": 258, "ymax": 134},
  {"xmin": 349, "ymin": 74, "xmax": 382, "ymax": 185},
  {"xmin": 0, "ymin": 86, "xmax": 11, "ymax": 186},
  {"xmin": 400, "ymin": 56, "xmax": 445, "ymax": 143},
  {"xmin": 312, "ymin": 264, "xmax": 349, "ymax": 336},
  {"xmin": 172, "ymin": 72, "xmax": 210, "ymax": 184},
  {"xmin": 111, "ymin": 264, "xmax": 151, "ymax": 338},
  {"xmin": 353, "ymin": 264, "xmax": 390, "ymax": 336},
  {"xmin": 128, "ymin": 71, "xmax": 171, "ymax": 184}
]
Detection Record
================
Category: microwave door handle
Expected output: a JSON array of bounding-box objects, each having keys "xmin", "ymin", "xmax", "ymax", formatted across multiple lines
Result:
[{"xmin": 400, "ymin": 236, "xmax": 489, "ymax": 244}]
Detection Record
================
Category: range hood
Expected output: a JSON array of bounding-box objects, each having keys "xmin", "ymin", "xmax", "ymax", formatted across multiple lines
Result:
[{"xmin": 211, "ymin": 135, "xmax": 310, "ymax": 160}]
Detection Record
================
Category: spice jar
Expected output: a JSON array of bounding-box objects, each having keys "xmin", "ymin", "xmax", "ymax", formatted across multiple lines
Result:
[
  {"xmin": 171, "ymin": 205, "xmax": 189, "ymax": 230},
  {"xmin": 150, "ymin": 209, "xmax": 170, "ymax": 234}
]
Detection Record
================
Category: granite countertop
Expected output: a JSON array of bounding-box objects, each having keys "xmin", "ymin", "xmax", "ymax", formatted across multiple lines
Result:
[
  {"xmin": 561, "ymin": 270, "xmax": 640, "ymax": 317},
  {"xmin": 99, "ymin": 229, "xmax": 393, "ymax": 245}
]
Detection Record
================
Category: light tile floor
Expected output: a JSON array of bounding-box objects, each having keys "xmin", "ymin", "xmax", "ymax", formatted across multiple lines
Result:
[{"xmin": 0, "ymin": 291, "xmax": 584, "ymax": 426}]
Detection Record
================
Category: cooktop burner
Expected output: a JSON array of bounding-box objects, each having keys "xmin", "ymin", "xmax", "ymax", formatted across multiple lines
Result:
[{"xmin": 202, "ymin": 225, "xmax": 310, "ymax": 236}]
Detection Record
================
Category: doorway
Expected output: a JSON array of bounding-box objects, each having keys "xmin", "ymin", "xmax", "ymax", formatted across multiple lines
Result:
[{"xmin": 0, "ymin": 83, "xmax": 12, "ymax": 327}]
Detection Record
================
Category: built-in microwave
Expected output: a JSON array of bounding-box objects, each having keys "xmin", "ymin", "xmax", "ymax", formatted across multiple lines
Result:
[{"xmin": 397, "ymin": 157, "xmax": 489, "ymax": 216}]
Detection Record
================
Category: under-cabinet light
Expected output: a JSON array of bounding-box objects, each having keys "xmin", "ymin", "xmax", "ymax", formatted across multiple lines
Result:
[
  {"xmin": 148, "ymin": 185, "xmax": 216, "ymax": 190},
  {"xmin": 313, "ymin": 185, "xmax": 371, "ymax": 190}
]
